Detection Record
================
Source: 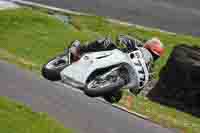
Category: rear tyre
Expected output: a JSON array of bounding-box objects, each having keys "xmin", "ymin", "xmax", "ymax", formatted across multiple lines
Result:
[
  {"xmin": 129, "ymin": 88, "xmax": 142, "ymax": 95},
  {"xmin": 103, "ymin": 90, "xmax": 123, "ymax": 103},
  {"xmin": 42, "ymin": 53, "xmax": 69, "ymax": 81}
]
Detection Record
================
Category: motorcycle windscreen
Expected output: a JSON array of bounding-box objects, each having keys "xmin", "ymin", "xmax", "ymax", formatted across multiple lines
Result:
[{"xmin": 60, "ymin": 57, "xmax": 92, "ymax": 84}]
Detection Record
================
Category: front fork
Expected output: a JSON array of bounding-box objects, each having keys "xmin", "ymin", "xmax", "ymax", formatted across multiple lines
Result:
[
  {"xmin": 68, "ymin": 50, "xmax": 71, "ymax": 65},
  {"xmin": 101, "ymin": 66, "xmax": 129, "ymax": 85}
]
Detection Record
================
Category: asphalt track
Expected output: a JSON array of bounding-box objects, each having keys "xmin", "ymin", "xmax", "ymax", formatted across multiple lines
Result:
[
  {"xmin": 23, "ymin": 0, "xmax": 200, "ymax": 36},
  {"xmin": 0, "ymin": 60, "xmax": 177, "ymax": 133}
]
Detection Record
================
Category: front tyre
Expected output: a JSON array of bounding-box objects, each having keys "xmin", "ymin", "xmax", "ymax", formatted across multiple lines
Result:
[
  {"xmin": 42, "ymin": 53, "xmax": 69, "ymax": 81},
  {"xmin": 85, "ymin": 76, "xmax": 125, "ymax": 97}
]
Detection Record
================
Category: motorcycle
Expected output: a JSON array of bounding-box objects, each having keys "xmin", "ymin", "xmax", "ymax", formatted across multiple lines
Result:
[{"xmin": 42, "ymin": 48, "xmax": 149, "ymax": 103}]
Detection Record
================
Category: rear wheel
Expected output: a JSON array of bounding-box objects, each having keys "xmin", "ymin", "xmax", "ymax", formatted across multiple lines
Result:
[
  {"xmin": 42, "ymin": 53, "xmax": 69, "ymax": 81},
  {"xmin": 103, "ymin": 90, "xmax": 123, "ymax": 103},
  {"xmin": 129, "ymin": 88, "xmax": 142, "ymax": 95}
]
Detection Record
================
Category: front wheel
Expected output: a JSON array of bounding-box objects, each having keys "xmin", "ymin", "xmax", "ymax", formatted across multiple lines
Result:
[
  {"xmin": 42, "ymin": 53, "xmax": 69, "ymax": 81},
  {"xmin": 84, "ymin": 75, "xmax": 125, "ymax": 97}
]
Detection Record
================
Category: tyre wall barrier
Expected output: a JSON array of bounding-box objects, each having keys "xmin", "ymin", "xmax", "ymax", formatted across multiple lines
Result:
[{"xmin": 148, "ymin": 44, "xmax": 200, "ymax": 117}]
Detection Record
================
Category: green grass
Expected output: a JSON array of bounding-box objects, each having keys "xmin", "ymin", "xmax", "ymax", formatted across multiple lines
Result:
[
  {"xmin": 0, "ymin": 8, "xmax": 200, "ymax": 133},
  {"xmin": 0, "ymin": 8, "xmax": 96, "ymax": 67},
  {"xmin": 0, "ymin": 97, "xmax": 73, "ymax": 133}
]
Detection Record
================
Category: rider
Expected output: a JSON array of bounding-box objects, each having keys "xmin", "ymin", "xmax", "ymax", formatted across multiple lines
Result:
[{"xmin": 69, "ymin": 35, "xmax": 164, "ymax": 65}]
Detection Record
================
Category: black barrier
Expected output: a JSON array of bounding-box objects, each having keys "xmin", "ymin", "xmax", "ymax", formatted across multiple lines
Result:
[{"xmin": 148, "ymin": 44, "xmax": 200, "ymax": 117}]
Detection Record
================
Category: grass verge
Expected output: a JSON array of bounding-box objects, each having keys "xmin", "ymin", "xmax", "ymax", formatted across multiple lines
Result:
[
  {"xmin": 0, "ymin": 97, "xmax": 73, "ymax": 133},
  {"xmin": 0, "ymin": 8, "xmax": 200, "ymax": 133}
]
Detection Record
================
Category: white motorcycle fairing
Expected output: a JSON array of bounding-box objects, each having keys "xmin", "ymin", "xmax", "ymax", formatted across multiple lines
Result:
[{"xmin": 60, "ymin": 49, "xmax": 149, "ymax": 89}]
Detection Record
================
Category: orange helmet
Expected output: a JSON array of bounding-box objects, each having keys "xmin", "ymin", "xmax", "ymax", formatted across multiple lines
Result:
[{"xmin": 144, "ymin": 38, "xmax": 164, "ymax": 57}]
